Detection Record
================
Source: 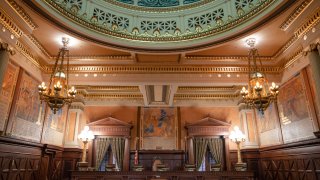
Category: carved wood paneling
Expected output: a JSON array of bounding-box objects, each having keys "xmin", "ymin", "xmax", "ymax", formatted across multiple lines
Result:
[{"xmin": 70, "ymin": 171, "xmax": 255, "ymax": 180}]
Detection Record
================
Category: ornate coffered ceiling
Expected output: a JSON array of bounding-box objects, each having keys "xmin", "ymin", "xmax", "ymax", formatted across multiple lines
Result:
[{"xmin": 0, "ymin": 0, "xmax": 319, "ymax": 107}]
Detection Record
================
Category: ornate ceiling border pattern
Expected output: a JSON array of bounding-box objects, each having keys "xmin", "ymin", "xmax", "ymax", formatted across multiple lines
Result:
[
  {"xmin": 54, "ymin": 65, "xmax": 281, "ymax": 74},
  {"xmin": 279, "ymin": 0, "xmax": 313, "ymax": 31},
  {"xmin": 104, "ymin": 0, "xmax": 210, "ymax": 12},
  {"xmin": 174, "ymin": 94, "xmax": 239, "ymax": 100},
  {"xmin": 294, "ymin": 7, "xmax": 320, "ymax": 38},
  {"xmin": 41, "ymin": 0, "xmax": 278, "ymax": 43},
  {"xmin": 15, "ymin": 40, "xmax": 43, "ymax": 69},
  {"xmin": 26, "ymin": 34, "xmax": 51, "ymax": 57},
  {"xmin": 0, "ymin": 7, "xmax": 23, "ymax": 38},
  {"xmin": 5, "ymin": 0, "xmax": 38, "ymax": 30}
]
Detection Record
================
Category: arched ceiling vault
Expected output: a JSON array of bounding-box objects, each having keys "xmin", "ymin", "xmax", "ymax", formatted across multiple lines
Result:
[{"xmin": 1, "ymin": 0, "xmax": 319, "ymax": 107}]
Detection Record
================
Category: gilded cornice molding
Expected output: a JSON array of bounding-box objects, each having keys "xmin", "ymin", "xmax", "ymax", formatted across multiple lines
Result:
[
  {"xmin": 294, "ymin": 7, "xmax": 320, "ymax": 38},
  {"xmin": 273, "ymin": 36, "xmax": 298, "ymax": 58},
  {"xmin": 15, "ymin": 40, "xmax": 42, "ymax": 69},
  {"xmin": 0, "ymin": 7, "xmax": 23, "ymax": 38},
  {"xmin": 279, "ymin": 0, "xmax": 313, "ymax": 31},
  {"xmin": 5, "ymin": 0, "xmax": 38, "ymax": 30},
  {"xmin": 53, "ymin": 65, "xmax": 281, "ymax": 74},
  {"xmin": 177, "ymin": 86, "xmax": 238, "ymax": 92},
  {"xmin": 41, "ymin": 0, "xmax": 277, "ymax": 42},
  {"xmin": 76, "ymin": 85, "xmax": 140, "ymax": 92},
  {"xmin": 26, "ymin": 35, "xmax": 51, "ymax": 57},
  {"xmin": 282, "ymin": 48, "xmax": 303, "ymax": 69},
  {"xmin": 50, "ymin": 55, "xmax": 133, "ymax": 61},
  {"xmin": 185, "ymin": 56, "xmax": 273, "ymax": 62},
  {"xmin": 0, "ymin": 42, "xmax": 15, "ymax": 55},
  {"xmin": 174, "ymin": 94, "xmax": 238, "ymax": 100},
  {"xmin": 84, "ymin": 94, "xmax": 143, "ymax": 99}
]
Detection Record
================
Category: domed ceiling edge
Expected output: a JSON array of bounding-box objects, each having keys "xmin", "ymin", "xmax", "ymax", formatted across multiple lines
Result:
[{"xmin": 27, "ymin": 0, "xmax": 295, "ymax": 52}]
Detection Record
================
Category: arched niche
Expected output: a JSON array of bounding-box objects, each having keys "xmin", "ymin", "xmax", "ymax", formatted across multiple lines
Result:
[
  {"xmin": 87, "ymin": 117, "xmax": 133, "ymax": 171},
  {"xmin": 185, "ymin": 116, "xmax": 231, "ymax": 171}
]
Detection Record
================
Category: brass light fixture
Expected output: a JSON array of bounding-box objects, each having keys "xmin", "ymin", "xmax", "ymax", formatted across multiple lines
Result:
[
  {"xmin": 240, "ymin": 38, "xmax": 279, "ymax": 114},
  {"xmin": 38, "ymin": 37, "xmax": 76, "ymax": 114}
]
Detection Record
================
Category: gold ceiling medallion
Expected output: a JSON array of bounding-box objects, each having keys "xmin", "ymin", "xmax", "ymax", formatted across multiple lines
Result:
[
  {"xmin": 240, "ymin": 38, "xmax": 279, "ymax": 114},
  {"xmin": 38, "ymin": 37, "xmax": 77, "ymax": 114}
]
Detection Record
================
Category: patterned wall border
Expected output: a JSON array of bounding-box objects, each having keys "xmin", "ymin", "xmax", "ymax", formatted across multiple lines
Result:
[
  {"xmin": 0, "ymin": 7, "xmax": 23, "ymax": 38},
  {"xmin": 5, "ymin": 0, "xmax": 38, "ymax": 30},
  {"xmin": 41, "ymin": 0, "xmax": 277, "ymax": 42},
  {"xmin": 279, "ymin": 0, "xmax": 313, "ymax": 31}
]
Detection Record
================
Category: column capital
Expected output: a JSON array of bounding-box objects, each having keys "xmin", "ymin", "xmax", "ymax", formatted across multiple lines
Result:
[
  {"xmin": 0, "ymin": 42, "xmax": 15, "ymax": 55},
  {"xmin": 309, "ymin": 42, "xmax": 320, "ymax": 52}
]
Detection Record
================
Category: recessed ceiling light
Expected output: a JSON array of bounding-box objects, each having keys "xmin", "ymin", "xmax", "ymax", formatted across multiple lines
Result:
[
  {"xmin": 303, "ymin": 35, "xmax": 307, "ymax": 40},
  {"xmin": 84, "ymin": 74, "xmax": 88, "ymax": 77},
  {"xmin": 75, "ymin": 74, "xmax": 79, "ymax": 77},
  {"xmin": 236, "ymin": 74, "xmax": 240, "ymax": 77},
  {"xmin": 218, "ymin": 74, "xmax": 221, "ymax": 77},
  {"xmin": 227, "ymin": 74, "xmax": 231, "ymax": 77},
  {"xmin": 2, "ymin": 27, "xmax": 5, "ymax": 32},
  {"xmin": 312, "ymin": 27, "xmax": 316, "ymax": 33},
  {"xmin": 93, "ymin": 74, "xmax": 97, "ymax": 77},
  {"xmin": 10, "ymin": 34, "xmax": 14, "ymax": 39}
]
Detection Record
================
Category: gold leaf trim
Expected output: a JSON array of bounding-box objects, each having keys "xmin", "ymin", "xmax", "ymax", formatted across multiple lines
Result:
[
  {"xmin": 5, "ymin": 0, "xmax": 38, "ymax": 30},
  {"xmin": 0, "ymin": 7, "xmax": 23, "ymax": 38},
  {"xmin": 280, "ymin": 0, "xmax": 313, "ymax": 31}
]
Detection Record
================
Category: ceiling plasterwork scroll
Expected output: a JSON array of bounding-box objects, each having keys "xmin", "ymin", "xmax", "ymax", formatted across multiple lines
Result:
[{"xmin": 35, "ymin": 0, "xmax": 285, "ymax": 50}]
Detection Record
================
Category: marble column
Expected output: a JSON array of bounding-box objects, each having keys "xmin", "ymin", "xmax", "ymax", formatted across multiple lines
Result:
[
  {"xmin": 64, "ymin": 94, "xmax": 85, "ymax": 148},
  {"xmin": 0, "ymin": 42, "xmax": 15, "ymax": 93},
  {"xmin": 307, "ymin": 43, "xmax": 320, "ymax": 136}
]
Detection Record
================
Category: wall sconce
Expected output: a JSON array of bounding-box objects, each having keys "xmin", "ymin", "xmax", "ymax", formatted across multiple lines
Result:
[
  {"xmin": 78, "ymin": 126, "xmax": 94, "ymax": 170},
  {"xmin": 229, "ymin": 126, "xmax": 247, "ymax": 171}
]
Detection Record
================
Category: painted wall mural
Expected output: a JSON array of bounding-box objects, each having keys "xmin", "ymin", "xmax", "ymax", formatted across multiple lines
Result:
[
  {"xmin": 257, "ymin": 102, "xmax": 282, "ymax": 147},
  {"xmin": 277, "ymin": 73, "xmax": 316, "ymax": 143},
  {"xmin": 141, "ymin": 107, "xmax": 177, "ymax": 150},
  {"xmin": 42, "ymin": 107, "xmax": 68, "ymax": 146},
  {"xmin": 8, "ymin": 71, "xmax": 44, "ymax": 142},
  {"xmin": 0, "ymin": 62, "xmax": 19, "ymax": 132}
]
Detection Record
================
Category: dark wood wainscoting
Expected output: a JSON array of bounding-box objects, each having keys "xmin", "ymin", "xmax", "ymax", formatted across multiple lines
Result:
[
  {"xmin": 0, "ymin": 137, "xmax": 82, "ymax": 180},
  {"xmin": 259, "ymin": 139, "xmax": 320, "ymax": 180},
  {"xmin": 71, "ymin": 171, "xmax": 255, "ymax": 180}
]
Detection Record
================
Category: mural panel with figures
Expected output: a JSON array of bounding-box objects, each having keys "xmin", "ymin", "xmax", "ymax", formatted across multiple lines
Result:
[
  {"xmin": 141, "ymin": 107, "xmax": 177, "ymax": 150},
  {"xmin": 41, "ymin": 107, "xmax": 68, "ymax": 146},
  {"xmin": 257, "ymin": 102, "xmax": 282, "ymax": 147},
  {"xmin": 0, "ymin": 62, "xmax": 19, "ymax": 132},
  {"xmin": 277, "ymin": 73, "xmax": 315, "ymax": 143},
  {"xmin": 8, "ymin": 70, "xmax": 44, "ymax": 142}
]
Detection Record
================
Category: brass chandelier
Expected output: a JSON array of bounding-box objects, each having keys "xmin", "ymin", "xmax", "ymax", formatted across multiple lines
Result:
[
  {"xmin": 240, "ymin": 38, "xmax": 279, "ymax": 114},
  {"xmin": 38, "ymin": 37, "xmax": 77, "ymax": 114}
]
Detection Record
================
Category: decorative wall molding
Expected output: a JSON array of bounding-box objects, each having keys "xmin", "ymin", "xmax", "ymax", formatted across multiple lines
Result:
[
  {"xmin": 0, "ymin": 7, "xmax": 23, "ymax": 38},
  {"xmin": 51, "ymin": 65, "xmax": 281, "ymax": 74},
  {"xmin": 26, "ymin": 34, "xmax": 51, "ymax": 57},
  {"xmin": 279, "ymin": 0, "xmax": 313, "ymax": 31},
  {"xmin": 5, "ymin": 0, "xmax": 38, "ymax": 30},
  {"xmin": 174, "ymin": 94, "xmax": 238, "ymax": 100},
  {"xmin": 15, "ymin": 40, "xmax": 42, "ymax": 69},
  {"xmin": 294, "ymin": 7, "xmax": 320, "ymax": 38}
]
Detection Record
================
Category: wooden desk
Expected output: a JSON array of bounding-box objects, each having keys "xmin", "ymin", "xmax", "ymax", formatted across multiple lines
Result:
[{"xmin": 70, "ymin": 171, "xmax": 255, "ymax": 180}]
